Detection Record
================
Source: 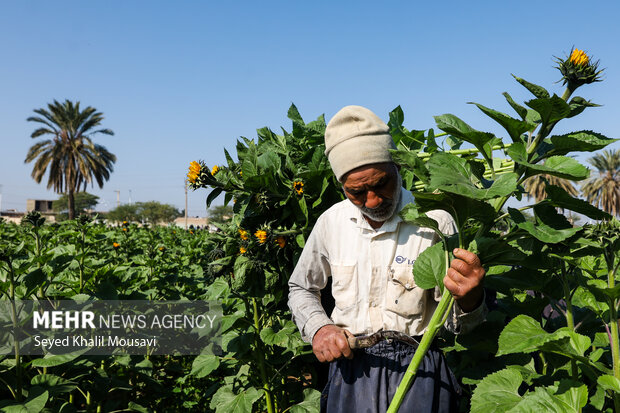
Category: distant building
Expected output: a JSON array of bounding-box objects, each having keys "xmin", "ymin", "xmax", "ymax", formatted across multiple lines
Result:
[{"xmin": 26, "ymin": 199, "xmax": 55, "ymax": 213}]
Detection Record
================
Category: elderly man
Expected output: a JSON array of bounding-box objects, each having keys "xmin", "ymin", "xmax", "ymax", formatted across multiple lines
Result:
[{"xmin": 288, "ymin": 105, "xmax": 487, "ymax": 412}]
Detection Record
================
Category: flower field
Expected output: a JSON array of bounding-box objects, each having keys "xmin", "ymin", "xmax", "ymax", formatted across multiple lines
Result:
[{"xmin": 1, "ymin": 49, "xmax": 620, "ymax": 412}]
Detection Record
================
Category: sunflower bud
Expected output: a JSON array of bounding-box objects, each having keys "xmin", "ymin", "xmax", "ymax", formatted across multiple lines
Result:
[{"xmin": 556, "ymin": 47, "xmax": 603, "ymax": 91}]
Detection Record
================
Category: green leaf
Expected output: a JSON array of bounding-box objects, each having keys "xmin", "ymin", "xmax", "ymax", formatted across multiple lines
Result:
[
  {"xmin": 567, "ymin": 96, "xmax": 600, "ymax": 118},
  {"xmin": 289, "ymin": 389, "xmax": 321, "ymax": 413},
  {"xmin": 127, "ymin": 402, "xmax": 151, "ymax": 413},
  {"xmin": 427, "ymin": 153, "xmax": 518, "ymax": 200},
  {"xmin": 412, "ymin": 242, "xmax": 446, "ymax": 290},
  {"xmin": 508, "ymin": 207, "xmax": 580, "ymax": 244},
  {"xmin": 502, "ymin": 92, "xmax": 528, "ymax": 120},
  {"xmin": 191, "ymin": 354, "xmax": 220, "ymax": 378},
  {"xmin": 469, "ymin": 102, "xmax": 534, "ymax": 143},
  {"xmin": 512, "ymin": 75, "xmax": 550, "ymax": 99},
  {"xmin": 434, "ymin": 114, "xmax": 496, "ymax": 150},
  {"xmin": 497, "ymin": 315, "xmax": 567, "ymax": 356},
  {"xmin": 389, "ymin": 149, "xmax": 430, "ymax": 184},
  {"xmin": 549, "ymin": 131, "xmax": 618, "ymax": 154},
  {"xmin": 506, "ymin": 143, "xmax": 589, "ymax": 180},
  {"xmin": 232, "ymin": 255, "xmax": 252, "ymax": 291},
  {"xmin": 30, "ymin": 374, "xmax": 76, "ymax": 396},
  {"xmin": 30, "ymin": 349, "xmax": 88, "ymax": 367},
  {"xmin": 0, "ymin": 387, "xmax": 49, "ymax": 413},
  {"xmin": 525, "ymin": 95, "xmax": 571, "ymax": 127},
  {"xmin": 207, "ymin": 188, "xmax": 223, "ymax": 208},
  {"xmin": 544, "ymin": 185, "xmax": 611, "ymax": 220},
  {"xmin": 509, "ymin": 384, "xmax": 587, "ymax": 413},
  {"xmin": 469, "ymin": 237, "xmax": 527, "ymax": 266},
  {"xmin": 470, "ymin": 368, "xmax": 523, "ymax": 413},
  {"xmin": 598, "ymin": 375, "xmax": 620, "ymax": 393},
  {"xmin": 209, "ymin": 385, "xmax": 263, "ymax": 413},
  {"xmin": 412, "ymin": 191, "xmax": 496, "ymax": 226},
  {"xmin": 399, "ymin": 205, "xmax": 443, "ymax": 239}
]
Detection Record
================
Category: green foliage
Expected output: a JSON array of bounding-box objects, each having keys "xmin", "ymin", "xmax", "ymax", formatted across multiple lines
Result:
[
  {"xmin": 106, "ymin": 201, "xmax": 182, "ymax": 224},
  {"xmin": 52, "ymin": 191, "xmax": 99, "ymax": 219},
  {"xmin": 208, "ymin": 205, "xmax": 234, "ymax": 223},
  {"xmin": 0, "ymin": 219, "xmax": 220, "ymax": 411}
]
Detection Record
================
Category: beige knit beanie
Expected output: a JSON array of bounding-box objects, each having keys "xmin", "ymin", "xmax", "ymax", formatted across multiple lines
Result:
[{"xmin": 324, "ymin": 105, "xmax": 395, "ymax": 181}]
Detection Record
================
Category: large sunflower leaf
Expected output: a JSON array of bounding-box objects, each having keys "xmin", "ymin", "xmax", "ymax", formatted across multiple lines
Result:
[
  {"xmin": 508, "ymin": 208, "xmax": 580, "ymax": 243},
  {"xmin": 470, "ymin": 368, "xmax": 523, "ymax": 413},
  {"xmin": 412, "ymin": 242, "xmax": 446, "ymax": 290},
  {"xmin": 549, "ymin": 130, "xmax": 618, "ymax": 154},
  {"xmin": 434, "ymin": 114, "xmax": 496, "ymax": 149},
  {"xmin": 525, "ymin": 95, "xmax": 571, "ymax": 126},
  {"xmin": 544, "ymin": 185, "xmax": 611, "ymax": 220},
  {"xmin": 469, "ymin": 102, "xmax": 534, "ymax": 143},
  {"xmin": 426, "ymin": 152, "xmax": 518, "ymax": 200}
]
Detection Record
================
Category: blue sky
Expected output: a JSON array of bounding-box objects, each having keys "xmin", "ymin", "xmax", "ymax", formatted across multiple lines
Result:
[{"xmin": 1, "ymin": 1, "xmax": 619, "ymax": 217}]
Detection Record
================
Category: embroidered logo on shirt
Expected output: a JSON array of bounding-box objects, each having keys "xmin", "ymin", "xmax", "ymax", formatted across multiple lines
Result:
[{"xmin": 395, "ymin": 255, "xmax": 415, "ymax": 265}]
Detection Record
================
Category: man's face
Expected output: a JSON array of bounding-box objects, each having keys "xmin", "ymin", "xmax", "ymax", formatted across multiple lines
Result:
[{"xmin": 342, "ymin": 162, "xmax": 401, "ymax": 223}]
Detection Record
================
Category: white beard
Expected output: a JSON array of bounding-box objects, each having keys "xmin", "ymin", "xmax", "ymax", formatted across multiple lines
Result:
[{"xmin": 358, "ymin": 173, "xmax": 402, "ymax": 222}]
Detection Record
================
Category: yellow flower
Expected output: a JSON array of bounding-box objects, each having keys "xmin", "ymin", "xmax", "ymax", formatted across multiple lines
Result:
[
  {"xmin": 211, "ymin": 165, "xmax": 219, "ymax": 175},
  {"xmin": 113, "ymin": 242, "xmax": 120, "ymax": 248},
  {"xmin": 159, "ymin": 246, "xmax": 165, "ymax": 251},
  {"xmin": 293, "ymin": 181, "xmax": 304, "ymax": 195},
  {"xmin": 556, "ymin": 47, "xmax": 603, "ymax": 89},
  {"xmin": 187, "ymin": 161, "xmax": 202, "ymax": 183},
  {"xmin": 190, "ymin": 230, "xmax": 194, "ymax": 235},
  {"xmin": 122, "ymin": 220, "xmax": 128, "ymax": 225},
  {"xmin": 254, "ymin": 230, "xmax": 268, "ymax": 244},
  {"xmin": 569, "ymin": 49, "xmax": 589, "ymax": 66},
  {"xmin": 239, "ymin": 246, "xmax": 247, "ymax": 254},
  {"xmin": 275, "ymin": 236, "xmax": 286, "ymax": 248},
  {"xmin": 238, "ymin": 229, "xmax": 249, "ymax": 240},
  {"xmin": 122, "ymin": 228, "xmax": 127, "ymax": 232}
]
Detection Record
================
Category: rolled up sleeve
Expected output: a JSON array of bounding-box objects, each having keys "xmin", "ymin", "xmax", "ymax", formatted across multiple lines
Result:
[{"xmin": 288, "ymin": 217, "xmax": 334, "ymax": 343}]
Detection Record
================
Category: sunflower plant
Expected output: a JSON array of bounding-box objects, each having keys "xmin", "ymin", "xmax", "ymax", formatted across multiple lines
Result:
[{"xmin": 386, "ymin": 48, "xmax": 619, "ymax": 413}]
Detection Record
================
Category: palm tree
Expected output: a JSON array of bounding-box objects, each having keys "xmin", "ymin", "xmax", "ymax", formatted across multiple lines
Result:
[
  {"xmin": 523, "ymin": 173, "xmax": 579, "ymax": 202},
  {"xmin": 24, "ymin": 100, "xmax": 116, "ymax": 219},
  {"xmin": 581, "ymin": 149, "xmax": 620, "ymax": 217}
]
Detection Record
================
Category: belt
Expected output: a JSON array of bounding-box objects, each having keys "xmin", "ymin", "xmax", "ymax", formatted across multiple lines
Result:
[{"xmin": 347, "ymin": 330, "xmax": 421, "ymax": 349}]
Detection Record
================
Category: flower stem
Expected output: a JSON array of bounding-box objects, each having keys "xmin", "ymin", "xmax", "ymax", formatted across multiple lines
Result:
[
  {"xmin": 387, "ymin": 289, "xmax": 454, "ymax": 413},
  {"xmin": 252, "ymin": 298, "xmax": 275, "ymax": 413},
  {"xmin": 387, "ymin": 246, "xmax": 455, "ymax": 413}
]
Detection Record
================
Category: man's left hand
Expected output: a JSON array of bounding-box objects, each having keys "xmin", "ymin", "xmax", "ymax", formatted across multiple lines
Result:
[{"xmin": 443, "ymin": 248, "xmax": 485, "ymax": 313}]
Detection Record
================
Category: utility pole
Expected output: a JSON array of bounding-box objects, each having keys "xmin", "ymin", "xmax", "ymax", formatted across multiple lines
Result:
[
  {"xmin": 184, "ymin": 180, "xmax": 188, "ymax": 230},
  {"xmin": 114, "ymin": 190, "xmax": 120, "ymax": 208},
  {"xmin": 128, "ymin": 190, "xmax": 132, "ymax": 205}
]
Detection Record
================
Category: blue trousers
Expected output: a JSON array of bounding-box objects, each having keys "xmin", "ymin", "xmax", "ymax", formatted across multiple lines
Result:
[{"xmin": 320, "ymin": 340, "xmax": 460, "ymax": 413}]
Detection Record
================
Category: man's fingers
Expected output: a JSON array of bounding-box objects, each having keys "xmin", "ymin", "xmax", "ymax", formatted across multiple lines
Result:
[{"xmin": 452, "ymin": 248, "xmax": 481, "ymax": 266}]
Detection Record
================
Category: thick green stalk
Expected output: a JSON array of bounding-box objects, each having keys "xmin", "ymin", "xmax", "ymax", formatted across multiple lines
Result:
[
  {"xmin": 387, "ymin": 289, "xmax": 454, "ymax": 412},
  {"xmin": 5, "ymin": 259, "xmax": 22, "ymax": 402},
  {"xmin": 561, "ymin": 264, "xmax": 578, "ymax": 380},
  {"xmin": 252, "ymin": 298, "xmax": 275, "ymax": 413},
  {"xmin": 387, "ymin": 248, "xmax": 454, "ymax": 412},
  {"xmin": 608, "ymin": 267, "xmax": 620, "ymax": 379}
]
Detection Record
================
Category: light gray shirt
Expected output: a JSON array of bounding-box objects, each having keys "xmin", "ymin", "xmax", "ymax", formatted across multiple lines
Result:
[{"xmin": 288, "ymin": 188, "xmax": 487, "ymax": 343}]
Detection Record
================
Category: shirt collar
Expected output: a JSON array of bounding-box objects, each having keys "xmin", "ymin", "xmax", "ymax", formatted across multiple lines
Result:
[{"xmin": 347, "ymin": 187, "xmax": 413, "ymax": 234}]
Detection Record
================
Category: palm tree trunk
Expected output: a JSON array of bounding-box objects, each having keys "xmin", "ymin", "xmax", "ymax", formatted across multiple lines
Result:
[{"xmin": 68, "ymin": 189, "xmax": 75, "ymax": 220}]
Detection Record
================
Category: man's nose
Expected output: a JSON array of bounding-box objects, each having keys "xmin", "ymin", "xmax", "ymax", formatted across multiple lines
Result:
[{"xmin": 365, "ymin": 190, "xmax": 383, "ymax": 209}]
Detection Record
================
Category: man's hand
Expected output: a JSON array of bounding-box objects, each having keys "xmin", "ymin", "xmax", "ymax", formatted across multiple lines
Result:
[
  {"xmin": 443, "ymin": 248, "xmax": 485, "ymax": 313},
  {"xmin": 312, "ymin": 324, "xmax": 354, "ymax": 362}
]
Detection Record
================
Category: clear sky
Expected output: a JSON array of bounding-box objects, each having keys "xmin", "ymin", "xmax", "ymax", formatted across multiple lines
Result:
[{"xmin": 1, "ymin": 1, "xmax": 619, "ymax": 217}]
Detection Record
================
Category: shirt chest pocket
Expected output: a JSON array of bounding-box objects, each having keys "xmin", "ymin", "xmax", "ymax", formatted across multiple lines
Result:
[
  {"xmin": 330, "ymin": 264, "xmax": 358, "ymax": 310},
  {"xmin": 385, "ymin": 265, "xmax": 425, "ymax": 317}
]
